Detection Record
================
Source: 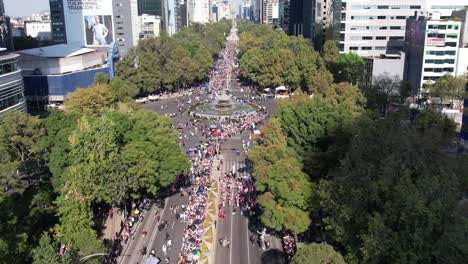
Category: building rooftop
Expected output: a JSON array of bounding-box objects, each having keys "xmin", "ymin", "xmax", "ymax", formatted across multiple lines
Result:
[{"xmin": 18, "ymin": 44, "xmax": 96, "ymax": 58}]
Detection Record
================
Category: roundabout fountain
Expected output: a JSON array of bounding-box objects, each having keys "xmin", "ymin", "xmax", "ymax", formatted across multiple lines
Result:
[{"xmin": 191, "ymin": 92, "xmax": 257, "ymax": 117}]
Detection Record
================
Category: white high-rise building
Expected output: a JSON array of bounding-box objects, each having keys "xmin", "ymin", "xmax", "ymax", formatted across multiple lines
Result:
[
  {"xmin": 191, "ymin": 0, "xmax": 211, "ymax": 24},
  {"xmin": 405, "ymin": 16, "xmax": 462, "ymax": 93},
  {"xmin": 262, "ymin": 0, "xmax": 279, "ymax": 25},
  {"xmin": 335, "ymin": 0, "xmax": 468, "ymax": 57},
  {"xmin": 139, "ymin": 14, "xmax": 161, "ymax": 39},
  {"xmin": 218, "ymin": 1, "xmax": 231, "ymax": 20}
]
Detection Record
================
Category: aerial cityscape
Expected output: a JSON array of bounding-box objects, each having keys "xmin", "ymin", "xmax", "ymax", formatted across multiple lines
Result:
[{"xmin": 0, "ymin": 0, "xmax": 467, "ymax": 264}]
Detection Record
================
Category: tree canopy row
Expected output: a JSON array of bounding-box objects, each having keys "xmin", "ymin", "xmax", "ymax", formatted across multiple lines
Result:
[
  {"xmin": 116, "ymin": 20, "xmax": 230, "ymax": 96},
  {"xmin": 240, "ymin": 21, "xmax": 468, "ymax": 263},
  {"xmin": 237, "ymin": 21, "xmax": 365, "ymax": 92}
]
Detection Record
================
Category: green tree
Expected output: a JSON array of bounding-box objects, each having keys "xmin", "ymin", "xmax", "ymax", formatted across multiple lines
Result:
[
  {"xmin": 429, "ymin": 75, "xmax": 467, "ymax": 107},
  {"xmin": 332, "ymin": 53, "xmax": 364, "ymax": 85},
  {"xmin": 64, "ymin": 84, "xmax": 116, "ymax": 116},
  {"xmin": 292, "ymin": 243, "xmax": 346, "ymax": 264},
  {"xmin": 249, "ymin": 119, "xmax": 315, "ymax": 234},
  {"xmin": 0, "ymin": 112, "xmax": 45, "ymax": 186},
  {"xmin": 93, "ymin": 72, "xmax": 109, "ymax": 85},
  {"xmin": 318, "ymin": 113, "xmax": 467, "ymax": 263},
  {"xmin": 322, "ymin": 40, "xmax": 339, "ymax": 67},
  {"xmin": 399, "ymin": 80, "xmax": 413, "ymax": 103},
  {"xmin": 32, "ymin": 232, "xmax": 60, "ymax": 264},
  {"xmin": 0, "ymin": 190, "xmax": 28, "ymax": 264},
  {"xmin": 108, "ymin": 77, "xmax": 139, "ymax": 100}
]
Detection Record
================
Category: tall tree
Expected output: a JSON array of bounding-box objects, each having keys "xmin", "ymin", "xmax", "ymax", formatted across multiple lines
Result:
[
  {"xmin": 249, "ymin": 119, "xmax": 315, "ymax": 234},
  {"xmin": 428, "ymin": 75, "xmax": 467, "ymax": 107},
  {"xmin": 318, "ymin": 112, "xmax": 467, "ymax": 263},
  {"xmin": 32, "ymin": 232, "xmax": 60, "ymax": 264},
  {"xmin": 64, "ymin": 84, "xmax": 116, "ymax": 116},
  {"xmin": 322, "ymin": 40, "xmax": 339, "ymax": 68},
  {"xmin": 332, "ymin": 53, "xmax": 364, "ymax": 85},
  {"xmin": 0, "ymin": 112, "xmax": 45, "ymax": 186},
  {"xmin": 292, "ymin": 243, "xmax": 346, "ymax": 264},
  {"xmin": 93, "ymin": 72, "xmax": 109, "ymax": 85}
]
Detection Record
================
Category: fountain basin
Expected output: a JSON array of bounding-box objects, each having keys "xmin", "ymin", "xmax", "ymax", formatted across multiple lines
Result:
[{"xmin": 190, "ymin": 101, "xmax": 258, "ymax": 117}]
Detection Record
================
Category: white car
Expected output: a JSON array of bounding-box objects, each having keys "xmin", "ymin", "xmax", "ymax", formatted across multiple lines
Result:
[
  {"xmin": 135, "ymin": 97, "xmax": 149, "ymax": 104},
  {"xmin": 148, "ymin": 95, "xmax": 160, "ymax": 101}
]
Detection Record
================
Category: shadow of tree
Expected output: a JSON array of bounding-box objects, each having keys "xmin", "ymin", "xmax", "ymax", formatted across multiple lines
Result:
[{"xmin": 261, "ymin": 249, "xmax": 288, "ymax": 264}]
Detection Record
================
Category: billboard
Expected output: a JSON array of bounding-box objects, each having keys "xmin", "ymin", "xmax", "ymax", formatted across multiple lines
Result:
[
  {"xmin": 427, "ymin": 38, "xmax": 445, "ymax": 47},
  {"xmin": 64, "ymin": 0, "xmax": 114, "ymax": 47}
]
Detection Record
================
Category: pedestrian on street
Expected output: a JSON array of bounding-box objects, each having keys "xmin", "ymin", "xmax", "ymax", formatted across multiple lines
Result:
[
  {"xmin": 140, "ymin": 246, "xmax": 147, "ymax": 255},
  {"xmin": 165, "ymin": 231, "xmax": 170, "ymax": 241},
  {"xmin": 167, "ymin": 239, "xmax": 172, "ymax": 249},
  {"xmin": 162, "ymin": 244, "xmax": 167, "ymax": 256},
  {"xmin": 164, "ymin": 257, "xmax": 170, "ymax": 264},
  {"xmin": 250, "ymin": 235, "xmax": 256, "ymax": 245}
]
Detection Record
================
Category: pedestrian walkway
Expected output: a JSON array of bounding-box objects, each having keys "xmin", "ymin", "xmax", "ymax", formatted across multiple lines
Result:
[
  {"xmin": 198, "ymin": 156, "xmax": 222, "ymax": 264},
  {"xmin": 102, "ymin": 208, "xmax": 123, "ymax": 240}
]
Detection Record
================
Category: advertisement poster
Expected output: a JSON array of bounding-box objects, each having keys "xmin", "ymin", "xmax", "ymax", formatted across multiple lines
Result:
[
  {"xmin": 64, "ymin": 0, "xmax": 114, "ymax": 46},
  {"xmin": 84, "ymin": 15, "xmax": 113, "ymax": 45}
]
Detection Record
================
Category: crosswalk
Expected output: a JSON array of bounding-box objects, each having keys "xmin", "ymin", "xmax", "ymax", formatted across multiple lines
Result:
[{"xmin": 221, "ymin": 158, "xmax": 252, "ymax": 179}]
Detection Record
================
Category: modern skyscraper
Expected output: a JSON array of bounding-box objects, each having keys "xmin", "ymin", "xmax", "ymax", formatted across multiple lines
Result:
[
  {"xmin": 175, "ymin": 0, "xmax": 188, "ymax": 31},
  {"xmin": 49, "ymin": 0, "xmax": 67, "ymax": 44},
  {"xmin": 138, "ymin": 0, "xmax": 163, "ymax": 17},
  {"xmin": 288, "ymin": 0, "xmax": 303, "ymax": 36},
  {"xmin": 138, "ymin": 0, "xmax": 169, "ymax": 31}
]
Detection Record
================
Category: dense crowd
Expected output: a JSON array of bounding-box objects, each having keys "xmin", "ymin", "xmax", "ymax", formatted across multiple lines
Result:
[{"xmin": 179, "ymin": 142, "xmax": 216, "ymax": 263}]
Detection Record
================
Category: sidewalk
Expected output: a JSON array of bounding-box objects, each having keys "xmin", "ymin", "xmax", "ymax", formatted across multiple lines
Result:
[{"xmin": 102, "ymin": 208, "xmax": 123, "ymax": 240}]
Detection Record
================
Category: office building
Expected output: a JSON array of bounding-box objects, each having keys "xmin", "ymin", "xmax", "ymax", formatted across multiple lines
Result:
[
  {"xmin": 139, "ymin": 14, "xmax": 161, "ymax": 39},
  {"xmin": 138, "ymin": 0, "xmax": 163, "ymax": 17},
  {"xmin": 452, "ymin": 10, "xmax": 468, "ymax": 77},
  {"xmin": 191, "ymin": 0, "xmax": 210, "ymax": 24},
  {"xmin": 241, "ymin": 3, "xmax": 252, "ymax": 20},
  {"xmin": 167, "ymin": 0, "xmax": 176, "ymax": 35},
  {"xmin": 24, "ymin": 22, "xmax": 52, "ymax": 40},
  {"xmin": 282, "ymin": 0, "xmax": 290, "ymax": 31},
  {"xmin": 288, "ymin": 0, "xmax": 303, "ymax": 36},
  {"xmin": 49, "ymin": 0, "xmax": 67, "ymax": 44},
  {"xmin": 113, "ymin": 0, "xmax": 140, "ymax": 55},
  {"xmin": 218, "ymin": 1, "xmax": 231, "ymax": 21},
  {"xmin": 175, "ymin": 0, "xmax": 188, "ymax": 31},
  {"xmin": 262, "ymin": 0, "xmax": 280, "ymax": 26},
  {"xmin": 333, "ymin": 0, "xmax": 468, "ymax": 57},
  {"xmin": 252, "ymin": 0, "xmax": 262, "ymax": 23},
  {"xmin": 363, "ymin": 53, "xmax": 406, "ymax": 87},
  {"xmin": 212, "ymin": 2, "xmax": 219, "ymax": 22},
  {"xmin": 0, "ymin": 48, "xmax": 26, "ymax": 115},
  {"xmin": 404, "ymin": 15, "xmax": 462, "ymax": 95},
  {"xmin": 19, "ymin": 44, "xmax": 111, "ymax": 112}
]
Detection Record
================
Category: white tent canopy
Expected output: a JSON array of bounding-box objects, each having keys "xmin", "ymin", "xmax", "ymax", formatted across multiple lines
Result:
[
  {"xmin": 144, "ymin": 256, "xmax": 160, "ymax": 264},
  {"xmin": 275, "ymin": 86, "xmax": 287, "ymax": 92}
]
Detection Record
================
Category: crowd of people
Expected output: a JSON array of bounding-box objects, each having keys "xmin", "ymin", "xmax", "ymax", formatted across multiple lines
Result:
[
  {"xmin": 179, "ymin": 142, "xmax": 216, "ymax": 263},
  {"xmin": 283, "ymin": 233, "xmax": 297, "ymax": 259}
]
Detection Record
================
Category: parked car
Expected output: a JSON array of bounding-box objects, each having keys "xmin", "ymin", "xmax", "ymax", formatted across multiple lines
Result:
[{"xmin": 135, "ymin": 97, "xmax": 149, "ymax": 104}]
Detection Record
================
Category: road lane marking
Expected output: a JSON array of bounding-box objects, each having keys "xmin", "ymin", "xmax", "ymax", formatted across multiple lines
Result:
[{"xmin": 141, "ymin": 197, "xmax": 168, "ymax": 263}]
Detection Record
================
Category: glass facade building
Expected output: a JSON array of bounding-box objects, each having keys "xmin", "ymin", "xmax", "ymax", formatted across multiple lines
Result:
[{"xmin": 0, "ymin": 51, "xmax": 26, "ymax": 115}]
